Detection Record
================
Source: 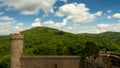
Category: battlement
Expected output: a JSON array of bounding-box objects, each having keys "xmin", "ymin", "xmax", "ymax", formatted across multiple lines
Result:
[
  {"xmin": 21, "ymin": 56, "xmax": 80, "ymax": 60},
  {"xmin": 10, "ymin": 33, "xmax": 24, "ymax": 40}
]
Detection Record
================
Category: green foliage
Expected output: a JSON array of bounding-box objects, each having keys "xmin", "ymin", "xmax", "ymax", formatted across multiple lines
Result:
[
  {"xmin": 0, "ymin": 27, "xmax": 120, "ymax": 68},
  {"xmin": 98, "ymin": 31, "xmax": 120, "ymax": 41},
  {"xmin": 0, "ymin": 55, "xmax": 10, "ymax": 68},
  {"xmin": 84, "ymin": 41, "xmax": 99, "ymax": 57},
  {"xmin": 0, "ymin": 36, "xmax": 10, "ymax": 68}
]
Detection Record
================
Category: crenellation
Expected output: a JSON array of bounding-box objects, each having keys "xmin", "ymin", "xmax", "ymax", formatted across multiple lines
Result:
[{"xmin": 10, "ymin": 34, "xmax": 24, "ymax": 40}]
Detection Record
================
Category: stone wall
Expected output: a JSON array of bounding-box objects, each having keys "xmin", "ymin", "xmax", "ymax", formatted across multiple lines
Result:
[{"xmin": 20, "ymin": 56, "xmax": 80, "ymax": 68}]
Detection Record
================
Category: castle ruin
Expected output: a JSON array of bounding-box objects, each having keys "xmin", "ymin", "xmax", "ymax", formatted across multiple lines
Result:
[
  {"xmin": 10, "ymin": 30, "xmax": 117, "ymax": 68},
  {"xmin": 10, "ymin": 31, "xmax": 81, "ymax": 68}
]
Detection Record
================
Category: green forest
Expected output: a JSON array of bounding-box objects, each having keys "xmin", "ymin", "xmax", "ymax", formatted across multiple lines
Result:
[{"xmin": 0, "ymin": 27, "xmax": 120, "ymax": 68}]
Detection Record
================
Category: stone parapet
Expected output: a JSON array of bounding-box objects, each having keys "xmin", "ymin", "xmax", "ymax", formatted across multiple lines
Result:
[{"xmin": 10, "ymin": 34, "xmax": 24, "ymax": 40}]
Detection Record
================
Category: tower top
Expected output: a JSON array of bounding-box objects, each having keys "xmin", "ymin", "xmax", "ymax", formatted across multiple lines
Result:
[{"xmin": 10, "ymin": 29, "xmax": 24, "ymax": 40}]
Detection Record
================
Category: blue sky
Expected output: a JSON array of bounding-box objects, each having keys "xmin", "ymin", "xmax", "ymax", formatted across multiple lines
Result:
[{"xmin": 0, "ymin": 0, "xmax": 120, "ymax": 35}]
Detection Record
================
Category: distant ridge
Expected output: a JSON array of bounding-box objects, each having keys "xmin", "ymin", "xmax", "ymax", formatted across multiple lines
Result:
[
  {"xmin": 78, "ymin": 31, "xmax": 120, "ymax": 41},
  {"xmin": 98, "ymin": 31, "xmax": 120, "ymax": 41}
]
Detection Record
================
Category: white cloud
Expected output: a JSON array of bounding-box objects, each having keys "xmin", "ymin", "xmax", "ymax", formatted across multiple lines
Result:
[
  {"xmin": 44, "ymin": 19, "xmax": 67, "ymax": 28},
  {"xmin": 15, "ymin": 23, "xmax": 24, "ymax": 30},
  {"xmin": 62, "ymin": 23, "xmax": 120, "ymax": 34},
  {"xmin": 107, "ymin": 10, "xmax": 112, "ymax": 13},
  {"xmin": 63, "ymin": 25, "xmax": 97, "ymax": 34},
  {"xmin": 31, "ymin": 18, "xmax": 67, "ymax": 32},
  {"xmin": 107, "ymin": 13, "xmax": 120, "ymax": 19},
  {"xmin": 96, "ymin": 23, "xmax": 120, "ymax": 33},
  {"xmin": 56, "ymin": 3, "xmax": 89, "ymax": 17},
  {"xmin": 0, "ymin": 21, "xmax": 13, "ymax": 35},
  {"xmin": 96, "ymin": 24, "xmax": 111, "ymax": 33},
  {"xmin": 94, "ymin": 11, "xmax": 103, "ymax": 16},
  {"xmin": 68, "ymin": 27, "xmax": 72, "ymax": 30},
  {"xmin": 0, "ymin": 0, "xmax": 57, "ymax": 15},
  {"xmin": 0, "ymin": 16, "xmax": 15, "ymax": 35},
  {"xmin": 107, "ymin": 16, "xmax": 112, "ymax": 19},
  {"xmin": 50, "ymin": 8, "xmax": 54, "ymax": 14},
  {"xmin": 55, "ymin": 3, "xmax": 101, "ymax": 24},
  {"xmin": 113, "ymin": 13, "xmax": 120, "ymax": 18},
  {"xmin": 44, "ymin": 20, "xmax": 54, "ymax": 25},
  {"xmin": 97, "ymin": 23, "xmax": 109, "ymax": 29},
  {"xmin": 31, "ymin": 18, "xmax": 42, "ymax": 27},
  {"xmin": 0, "ymin": 16, "xmax": 15, "ymax": 22},
  {"xmin": 17, "ymin": 23, "xmax": 23, "ymax": 26},
  {"xmin": 0, "ymin": 16, "xmax": 24, "ymax": 35}
]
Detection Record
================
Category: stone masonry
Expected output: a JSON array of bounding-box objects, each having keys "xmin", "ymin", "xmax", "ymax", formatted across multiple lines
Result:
[{"xmin": 10, "ymin": 31, "xmax": 24, "ymax": 68}]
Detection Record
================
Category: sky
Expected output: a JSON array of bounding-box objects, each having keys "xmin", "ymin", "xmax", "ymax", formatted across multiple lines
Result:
[{"xmin": 0, "ymin": 0, "xmax": 120, "ymax": 35}]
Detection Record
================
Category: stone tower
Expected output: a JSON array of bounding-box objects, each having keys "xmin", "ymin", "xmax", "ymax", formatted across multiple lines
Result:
[{"xmin": 10, "ymin": 30, "xmax": 24, "ymax": 68}]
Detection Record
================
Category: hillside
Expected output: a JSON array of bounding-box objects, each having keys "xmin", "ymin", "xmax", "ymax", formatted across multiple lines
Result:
[
  {"xmin": 0, "ymin": 27, "xmax": 120, "ymax": 68},
  {"xmin": 98, "ymin": 31, "xmax": 120, "ymax": 41},
  {"xmin": 79, "ymin": 31, "xmax": 120, "ymax": 41}
]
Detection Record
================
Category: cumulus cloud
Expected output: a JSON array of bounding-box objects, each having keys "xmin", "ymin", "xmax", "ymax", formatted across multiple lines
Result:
[
  {"xmin": 44, "ymin": 19, "xmax": 67, "ymax": 28},
  {"xmin": 0, "ymin": 21, "xmax": 13, "ymax": 35},
  {"xmin": 31, "ymin": 18, "xmax": 67, "ymax": 29},
  {"xmin": 107, "ymin": 10, "xmax": 112, "ymax": 13},
  {"xmin": 0, "ymin": 16, "xmax": 24, "ymax": 35},
  {"xmin": 17, "ymin": 23, "xmax": 23, "ymax": 26},
  {"xmin": 62, "ymin": 23, "xmax": 120, "ymax": 34},
  {"xmin": 113, "ymin": 13, "xmax": 120, "ymax": 18},
  {"xmin": 96, "ymin": 24, "xmax": 111, "ymax": 33},
  {"xmin": 15, "ymin": 23, "xmax": 23, "ymax": 30},
  {"xmin": 0, "ymin": 0, "xmax": 57, "ymax": 15},
  {"xmin": 55, "ymin": 3, "xmax": 102, "ymax": 24},
  {"xmin": 62, "ymin": 25, "xmax": 97, "ymax": 34},
  {"xmin": 68, "ymin": 27, "xmax": 72, "ymax": 30},
  {"xmin": 96, "ymin": 23, "xmax": 120, "ymax": 33},
  {"xmin": 42, "ymin": 3, "xmax": 104, "ymax": 33},
  {"xmin": 94, "ymin": 11, "xmax": 103, "ymax": 16},
  {"xmin": 56, "ymin": 3, "xmax": 89, "ymax": 16},
  {"xmin": 0, "ymin": 16, "xmax": 15, "ymax": 34},
  {"xmin": 0, "ymin": 16, "xmax": 15, "ymax": 22},
  {"xmin": 107, "ymin": 16, "xmax": 112, "ymax": 19},
  {"xmin": 97, "ymin": 24, "xmax": 109, "ymax": 30},
  {"xmin": 106, "ymin": 13, "xmax": 120, "ymax": 20},
  {"xmin": 31, "ymin": 18, "xmax": 42, "ymax": 27}
]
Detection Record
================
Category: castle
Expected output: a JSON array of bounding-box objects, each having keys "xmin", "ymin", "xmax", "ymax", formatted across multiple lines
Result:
[
  {"xmin": 10, "ymin": 30, "xmax": 116, "ymax": 68},
  {"xmin": 10, "ymin": 30, "xmax": 81, "ymax": 68}
]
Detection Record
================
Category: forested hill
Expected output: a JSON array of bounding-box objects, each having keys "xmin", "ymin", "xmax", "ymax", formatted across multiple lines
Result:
[
  {"xmin": 0, "ymin": 27, "xmax": 120, "ymax": 68},
  {"xmin": 78, "ymin": 31, "xmax": 120, "ymax": 41},
  {"xmin": 98, "ymin": 31, "xmax": 120, "ymax": 41}
]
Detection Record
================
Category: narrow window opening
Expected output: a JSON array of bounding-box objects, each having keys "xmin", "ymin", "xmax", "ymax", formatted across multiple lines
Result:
[{"xmin": 55, "ymin": 64, "xmax": 57, "ymax": 68}]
